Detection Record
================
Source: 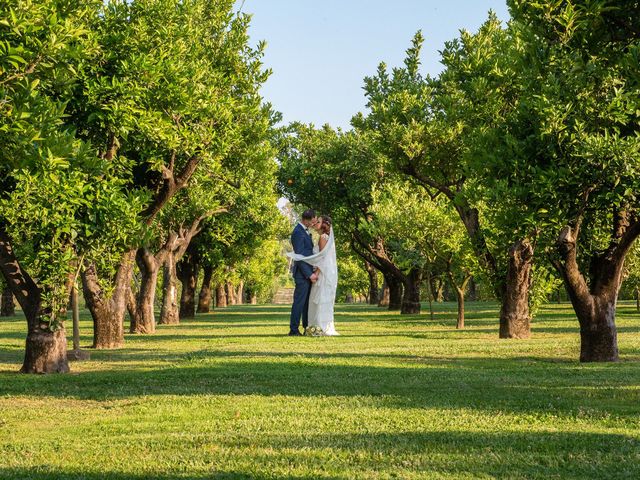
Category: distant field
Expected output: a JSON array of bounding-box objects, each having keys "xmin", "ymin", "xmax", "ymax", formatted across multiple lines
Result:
[{"xmin": 1, "ymin": 302, "xmax": 639, "ymax": 479}]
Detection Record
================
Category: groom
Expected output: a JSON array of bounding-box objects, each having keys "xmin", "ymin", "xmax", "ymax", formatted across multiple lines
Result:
[{"xmin": 289, "ymin": 209, "xmax": 319, "ymax": 336}]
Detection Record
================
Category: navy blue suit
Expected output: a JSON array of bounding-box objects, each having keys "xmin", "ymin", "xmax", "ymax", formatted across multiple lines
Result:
[{"xmin": 290, "ymin": 223, "xmax": 314, "ymax": 333}]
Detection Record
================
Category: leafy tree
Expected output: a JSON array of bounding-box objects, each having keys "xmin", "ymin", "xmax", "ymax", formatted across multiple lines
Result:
[
  {"xmin": 355, "ymin": 17, "xmax": 539, "ymax": 337},
  {"xmin": 0, "ymin": 0, "xmax": 148, "ymax": 372},
  {"xmin": 374, "ymin": 182, "xmax": 479, "ymax": 328},
  {"xmin": 66, "ymin": 0, "xmax": 270, "ymax": 347},
  {"xmin": 483, "ymin": 0, "xmax": 640, "ymax": 361}
]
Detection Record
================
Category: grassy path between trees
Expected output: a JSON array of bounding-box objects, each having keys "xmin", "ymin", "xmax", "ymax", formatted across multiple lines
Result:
[{"xmin": 1, "ymin": 302, "xmax": 639, "ymax": 479}]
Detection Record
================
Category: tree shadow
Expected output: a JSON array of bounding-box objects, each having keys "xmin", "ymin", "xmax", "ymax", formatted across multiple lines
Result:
[
  {"xmin": 0, "ymin": 429, "xmax": 638, "ymax": 479},
  {"xmin": 0, "ymin": 468, "xmax": 318, "ymax": 480},
  {"xmin": 2, "ymin": 356, "xmax": 639, "ymax": 421}
]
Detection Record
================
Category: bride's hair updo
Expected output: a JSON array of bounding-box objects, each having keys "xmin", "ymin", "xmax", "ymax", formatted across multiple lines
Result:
[{"xmin": 320, "ymin": 215, "xmax": 332, "ymax": 235}]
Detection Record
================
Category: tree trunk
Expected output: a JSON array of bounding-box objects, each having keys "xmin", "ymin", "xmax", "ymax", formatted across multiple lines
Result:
[
  {"xmin": 468, "ymin": 277, "xmax": 477, "ymax": 302},
  {"xmin": 82, "ymin": 251, "xmax": 135, "ymax": 349},
  {"xmin": 216, "ymin": 284, "xmax": 227, "ymax": 308},
  {"xmin": 444, "ymin": 259, "xmax": 472, "ymax": 330},
  {"xmin": 365, "ymin": 261, "xmax": 379, "ymax": 305},
  {"xmin": 434, "ymin": 277, "xmax": 445, "ymax": 302},
  {"xmin": 378, "ymin": 277, "xmax": 390, "ymax": 307},
  {"xmin": 553, "ymin": 218, "xmax": 640, "ymax": 362},
  {"xmin": 454, "ymin": 287, "xmax": 465, "ymax": 329},
  {"xmin": 0, "ymin": 230, "xmax": 70, "ymax": 372},
  {"xmin": 158, "ymin": 222, "xmax": 204, "ymax": 325},
  {"xmin": 225, "ymin": 282, "xmax": 236, "ymax": 306},
  {"xmin": 197, "ymin": 264, "xmax": 213, "ymax": 313},
  {"xmin": 159, "ymin": 253, "xmax": 180, "ymax": 324},
  {"xmin": 345, "ymin": 293, "xmax": 354, "ymax": 303},
  {"xmin": 576, "ymin": 295, "xmax": 619, "ymax": 362},
  {"xmin": 1, "ymin": 286, "xmax": 14, "ymax": 316},
  {"xmin": 250, "ymin": 293, "xmax": 257, "ymax": 305},
  {"xmin": 425, "ymin": 268, "xmax": 434, "ymax": 321},
  {"xmin": 636, "ymin": 287, "xmax": 639, "ymax": 312},
  {"xmin": 235, "ymin": 280, "xmax": 244, "ymax": 305},
  {"xmin": 22, "ymin": 327, "xmax": 70, "ymax": 373},
  {"xmin": 499, "ymin": 239, "xmax": 533, "ymax": 339},
  {"xmin": 401, "ymin": 268, "xmax": 422, "ymax": 314},
  {"xmin": 129, "ymin": 249, "xmax": 159, "ymax": 334},
  {"xmin": 387, "ymin": 274, "xmax": 403, "ymax": 311},
  {"xmin": 178, "ymin": 247, "xmax": 198, "ymax": 319}
]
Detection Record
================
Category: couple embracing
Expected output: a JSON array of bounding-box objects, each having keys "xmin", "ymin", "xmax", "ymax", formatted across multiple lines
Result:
[{"xmin": 287, "ymin": 209, "xmax": 339, "ymax": 336}]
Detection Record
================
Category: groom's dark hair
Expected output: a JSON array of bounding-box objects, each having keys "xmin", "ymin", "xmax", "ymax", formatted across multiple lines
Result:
[{"xmin": 301, "ymin": 209, "xmax": 316, "ymax": 220}]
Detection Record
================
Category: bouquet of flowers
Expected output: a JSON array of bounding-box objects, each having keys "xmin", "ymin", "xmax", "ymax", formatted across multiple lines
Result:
[{"xmin": 304, "ymin": 326, "xmax": 325, "ymax": 337}]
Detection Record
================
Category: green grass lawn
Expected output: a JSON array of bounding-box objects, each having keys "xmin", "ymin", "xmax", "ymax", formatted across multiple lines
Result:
[{"xmin": 1, "ymin": 302, "xmax": 639, "ymax": 479}]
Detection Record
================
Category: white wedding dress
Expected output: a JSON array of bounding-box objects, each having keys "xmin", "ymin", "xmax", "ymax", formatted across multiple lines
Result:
[{"xmin": 287, "ymin": 229, "xmax": 339, "ymax": 336}]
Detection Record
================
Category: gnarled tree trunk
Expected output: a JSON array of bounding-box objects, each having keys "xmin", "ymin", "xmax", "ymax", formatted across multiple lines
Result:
[
  {"xmin": 0, "ymin": 230, "xmax": 70, "ymax": 373},
  {"xmin": 22, "ymin": 327, "xmax": 69, "ymax": 374},
  {"xmin": 387, "ymin": 274, "xmax": 403, "ymax": 311},
  {"xmin": 82, "ymin": 251, "xmax": 135, "ymax": 349},
  {"xmin": 159, "ymin": 252, "xmax": 180, "ymax": 324},
  {"xmin": 1, "ymin": 286, "xmax": 14, "ymax": 316},
  {"xmin": 434, "ymin": 277, "xmax": 445, "ymax": 302},
  {"xmin": 235, "ymin": 280, "xmax": 244, "ymax": 305},
  {"xmin": 499, "ymin": 239, "xmax": 534, "ymax": 339},
  {"xmin": 225, "ymin": 282, "xmax": 236, "ymax": 306},
  {"xmin": 378, "ymin": 277, "xmax": 390, "ymax": 307},
  {"xmin": 155, "ymin": 216, "xmax": 208, "ymax": 325},
  {"xmin": 216, "ymin": 284, "xmax": 227, "ymax": 308},
  {"xmin": 178, "ymin": 245, "xmax": 198, "ymax": 319},
  {"xmin": 554, "ymin": 213, "xmax": 640, "ymax": 362},
  {"xmin": 401, "ymin": 268, "xmax": 422, "ymax": 314},
  {"xmin": 128, "ymin": 248, "xmax": 160, "ymax": 334},
  {"xmin": 197, "ymin": 264, "xmax": 214, "ymax": 313},
  {"xmin": 365, "ymin": 261, "xmax": 379, "ymax": 305}
]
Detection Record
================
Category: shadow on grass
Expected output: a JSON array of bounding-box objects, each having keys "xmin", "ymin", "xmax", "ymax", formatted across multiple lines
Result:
[
  {"xmin": 0, "ymin": 469, "xmax": 318, "ymax": 480},
  {"xmin": 1, "ymin": 354, "xmax": 639, "ymax": 421},
  {"xmin": 1, "ymin": 429, "xmax": 639, "ymax": 479}
]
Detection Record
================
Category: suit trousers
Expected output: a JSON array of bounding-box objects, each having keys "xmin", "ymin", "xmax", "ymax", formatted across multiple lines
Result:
[{"xmin": 290, "ymin": 276, "xmax": 311, "ymax": 332}]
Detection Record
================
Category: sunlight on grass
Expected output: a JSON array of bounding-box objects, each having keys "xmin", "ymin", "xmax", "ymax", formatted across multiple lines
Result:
[{"xmin": 1, "ymin": 302, "xmax": 639, "ymax": 479}]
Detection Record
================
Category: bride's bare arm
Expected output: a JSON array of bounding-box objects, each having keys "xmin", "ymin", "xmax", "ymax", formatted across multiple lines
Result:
[{"xmin": 318, "ymin": 234, "xmax": 328, "ymax": 252}]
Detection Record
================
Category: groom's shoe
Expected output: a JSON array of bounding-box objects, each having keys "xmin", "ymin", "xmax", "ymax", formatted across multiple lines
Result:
[{"xmin": 288, "ymin": 330, "xmax": 302, "ymax": 336}]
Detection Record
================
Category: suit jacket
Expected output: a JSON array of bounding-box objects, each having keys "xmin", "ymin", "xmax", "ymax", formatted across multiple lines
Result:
[{"xmin": 291, "ymin": 223, "xmax": 314, "ymax": 280}]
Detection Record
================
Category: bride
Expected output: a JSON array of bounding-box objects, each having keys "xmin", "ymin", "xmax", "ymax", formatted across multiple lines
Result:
[{"xmin": 287, "ymin": 215, "xmax": 339, "ymax": 336}]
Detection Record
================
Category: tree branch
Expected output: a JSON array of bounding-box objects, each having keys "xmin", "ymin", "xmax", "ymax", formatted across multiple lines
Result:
[{"xmin": 0, "ymin": 228, "xmax": 41, "ymax": 322}]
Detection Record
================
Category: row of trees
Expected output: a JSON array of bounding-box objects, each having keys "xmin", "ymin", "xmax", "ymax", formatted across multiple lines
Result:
[
  {"xmin": 1, "ymin": 0, "xmax": 286, "ymax": 373},
  {"xmin": 279, "ymin": 0, "xmax": 640, "ymax": 362}
]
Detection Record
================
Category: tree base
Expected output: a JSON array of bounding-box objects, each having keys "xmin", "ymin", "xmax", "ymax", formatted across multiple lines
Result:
[
  {"xmin": 130, "ymin": 324, "xmax": 155, "ymax": 334},
  {"xmin": 580, "ymin": 327, "xmax": 619, "ymax": 362},
  {"xmin": 401, "ymin": 301, "xmax": 421, "ymax": 315},
  {"xmin": 21, "ymin": 328, "xmax": 69, "ymax": 374},
  {"xmin": 499, "ymin": 316, "xmax": 531, "ymax": 339},
  {"xmin": 158, "ymin": 315, "xmax": 180, "ymax": 325},
  {"xmin": 93, "ymin": 339, "xmax": 123, "ymax": 349}
]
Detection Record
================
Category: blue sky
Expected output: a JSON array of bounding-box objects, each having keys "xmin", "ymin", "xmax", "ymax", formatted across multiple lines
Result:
[{"xmin": 237, "ymin": 0, "xmax": 511, "ymax": 130}]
